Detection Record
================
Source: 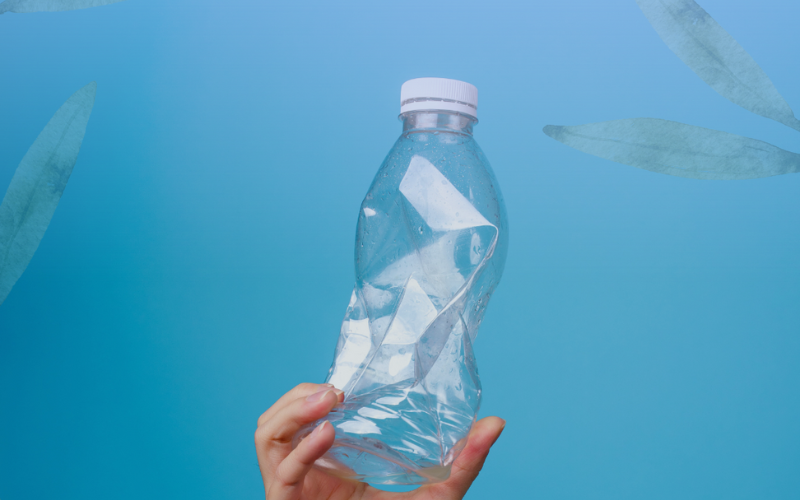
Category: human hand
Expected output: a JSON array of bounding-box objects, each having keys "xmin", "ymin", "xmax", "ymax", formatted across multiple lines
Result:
[{"xmin": 255, "ymin": 383, "xmax": 505, "ymax": 500}]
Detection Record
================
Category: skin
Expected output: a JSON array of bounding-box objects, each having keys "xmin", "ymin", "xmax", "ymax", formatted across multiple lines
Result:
[{"xmin": 255, "ymin": 383, "xmax": 506, "ymax": 500}]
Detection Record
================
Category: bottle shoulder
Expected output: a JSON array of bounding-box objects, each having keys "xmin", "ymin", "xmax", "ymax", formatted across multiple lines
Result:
[
  {"xmin": 356, "ymin": 129, "xmax": 509, "ymax": 310},
  {"xmin": 365, "ymin": 130, "xmax": 507, "ymax": 235},
  {"xmin": 379, "ymin": 132, "xmax": 493, "ymax": 184}
]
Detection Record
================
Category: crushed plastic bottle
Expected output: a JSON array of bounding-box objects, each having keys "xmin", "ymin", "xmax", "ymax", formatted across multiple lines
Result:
[{"xmin": 294, "ymin": 78, "xmax": 508, "ymax": 485}]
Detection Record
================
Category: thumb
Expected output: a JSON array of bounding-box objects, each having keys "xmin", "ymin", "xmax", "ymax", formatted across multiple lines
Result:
[{"xmin": 419, "ymin": 416, "xmax": 506, "ymax": 499}]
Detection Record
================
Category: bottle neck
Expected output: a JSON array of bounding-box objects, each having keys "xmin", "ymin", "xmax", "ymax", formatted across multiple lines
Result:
[{"xmin": 400, "ymin": 111, "xmax": 476, "ymax": 136}]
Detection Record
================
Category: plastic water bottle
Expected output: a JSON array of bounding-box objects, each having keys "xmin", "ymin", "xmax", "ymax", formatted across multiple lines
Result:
[{"xmin": 295, "ymin": 78, "xmax": 508, "ymax": 485}]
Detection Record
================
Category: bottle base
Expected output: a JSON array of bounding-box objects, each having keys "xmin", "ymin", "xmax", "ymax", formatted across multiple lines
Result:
[
  {"xmin": 314, "ymin": 441, "xmax": 452, "ymax": 485},
  {"xmin": 294, "ymin": 423, "xmax": 453, "ymax": 485}
]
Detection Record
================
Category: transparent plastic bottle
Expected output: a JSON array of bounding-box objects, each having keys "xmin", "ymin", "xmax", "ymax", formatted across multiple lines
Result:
[{"xmin": 295, "ymin": 78, "xmax": 508, "ymax": 485}]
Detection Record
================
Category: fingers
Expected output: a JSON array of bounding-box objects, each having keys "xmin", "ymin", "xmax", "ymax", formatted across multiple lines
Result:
[
  {"xmin": 255, "ymin": 384, "xmax": 344, "ymax": 493},
  {"xmin": 419, "ymin": 416, "xmax": 506, "ymax": 500},
  {"xmin": 257, "ymin": 383, "xmax": 337, "ymax": 427},
  {"xmin": 257, "ymin": 388, "xmax": 341, "ymax": 445},
  {"xmin": 268, "ymin": 421, "xmax": 336, "ymax": 500}
]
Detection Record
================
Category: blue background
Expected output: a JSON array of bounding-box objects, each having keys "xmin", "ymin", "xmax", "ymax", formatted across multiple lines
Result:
[{"xmin": 1, "ymin": 0, "xmax": 799, "ymax": 498}]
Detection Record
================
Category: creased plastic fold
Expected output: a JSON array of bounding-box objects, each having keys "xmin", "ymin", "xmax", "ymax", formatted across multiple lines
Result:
[{"xmin": 298, "ymin": 143, "xmax": 506, "ymax": 485}]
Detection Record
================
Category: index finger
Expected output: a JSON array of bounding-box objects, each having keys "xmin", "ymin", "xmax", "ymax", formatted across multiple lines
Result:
[{"xmin": 257, "ymin": 383, "xmax": 335, "ymax": 427}]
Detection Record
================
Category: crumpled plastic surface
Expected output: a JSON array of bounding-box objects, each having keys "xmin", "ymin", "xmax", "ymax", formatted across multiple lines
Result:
[{"xmin": 295, "ymin": 128, "xmax": 507, "ymax": 485}]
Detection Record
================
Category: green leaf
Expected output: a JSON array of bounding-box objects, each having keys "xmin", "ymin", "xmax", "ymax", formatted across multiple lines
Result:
[
  {"xmin": 543, "ymin": 118, "xmax": 800, "ymax": 180},
  {"xmin": 636, "ymin": 0, "xmax": 800, "ymax": 132},
  {"xmin": 0, "ymin": 82, "xmax": 96, "ymax": 305}
]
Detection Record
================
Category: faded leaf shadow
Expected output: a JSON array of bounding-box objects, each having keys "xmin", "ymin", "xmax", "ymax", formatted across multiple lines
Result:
[
  {"xmin": 544, "ymin": 118, "xmax": 800, "ymax": 180},
  {"xmin": 0, "ymin": 82, "xmax": 96, "ymax": 305},
  {"xmin": 637, "ymin": 0, "xmax": 800, "ymax": 132},
  {"xmin": 0, "ymin": 0, "xmax": 125, "ymax": 14},
  {"xmin": 545, "ymin": 0, "xmax": 799, "ymax": 180}
]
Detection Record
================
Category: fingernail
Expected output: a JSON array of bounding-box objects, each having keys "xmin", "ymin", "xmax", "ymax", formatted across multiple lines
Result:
[
  {"xmin": 311, "ymin": 421, "xmax": 329, "ymax": 437},
  {"xmin": 333, "ymin": 389, "xmax": 345, "ymax": 402},
  {"xmin": 306, "ymin": 388, "xmax": 334, "ymax": 403}
]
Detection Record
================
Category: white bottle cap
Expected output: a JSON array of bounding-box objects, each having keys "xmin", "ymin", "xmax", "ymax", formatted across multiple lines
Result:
[{"xmin": 400, "ymin": 77, "xmax": 478, "ymax": 119}]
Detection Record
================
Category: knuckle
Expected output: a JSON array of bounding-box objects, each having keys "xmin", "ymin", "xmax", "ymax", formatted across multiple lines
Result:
[
  {"xmin": 294, "ymin": 382, "xmax": 318, "ymax": 395},
  {"xmin": 256, "ymin": 421, "xmax": 294, "ymax": 445},
  {"xmin": 254, "ymin": 425, "xmax": 270, "ymax": 446}
]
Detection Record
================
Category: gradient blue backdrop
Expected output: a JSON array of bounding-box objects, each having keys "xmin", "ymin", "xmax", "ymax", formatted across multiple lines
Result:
[{"xmin": 1, "ymin": 0, "xmax": 799, "ymax": 498}]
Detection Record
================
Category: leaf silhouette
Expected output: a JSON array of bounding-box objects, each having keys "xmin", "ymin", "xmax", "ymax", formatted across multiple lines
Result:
[
  {"xmin": 543, "ymin": 118, "xmax": 800, "ymax": 180},
  {"xmin": 636, "ymin": 0, "xmax": 800, "ymax": 132},
  {"xmin": 0, "ymin": 82, "xmax": 96, "ymax": 305},
  {"xmin": 0, "ymin": 0, "xmax": 125, "ymax": 14}
]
